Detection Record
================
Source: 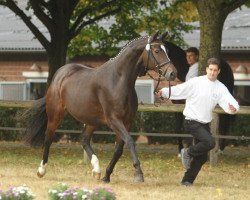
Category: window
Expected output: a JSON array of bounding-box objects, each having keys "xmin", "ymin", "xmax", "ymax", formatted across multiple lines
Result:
[
  {"xmin": 22, "ymin": 71, "xmax": 48, "ymax": 100},
  {"xmin": 234, "ymin": 80, "xmax": 250, "ymax": 105},
  {"xmin": 26, "ymin": 79, "xmax": 47, "ymax": 100},
  {"xmin": 0, "ymin": 82, "xmax": 26, "ymax": 100}
]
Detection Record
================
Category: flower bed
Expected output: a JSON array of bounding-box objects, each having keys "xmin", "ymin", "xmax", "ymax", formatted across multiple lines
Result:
[
  {"xmin": 0, "ymin": 184, "xmax": 116, "ymax": 200},
  {"xmin": 0, "ymin": 185, "xmax": 35, "ymax": 200}
]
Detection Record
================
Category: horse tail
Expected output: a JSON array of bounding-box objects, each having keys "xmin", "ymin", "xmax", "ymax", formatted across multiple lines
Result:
[{"xmin": 23, "ymin": 97, "xmax": 48, "ymax": 147}]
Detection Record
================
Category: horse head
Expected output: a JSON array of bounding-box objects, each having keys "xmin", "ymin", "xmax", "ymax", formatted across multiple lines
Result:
[{"xmin": 141, "ymin": 31, "xmax": 177, "ymax": 81}]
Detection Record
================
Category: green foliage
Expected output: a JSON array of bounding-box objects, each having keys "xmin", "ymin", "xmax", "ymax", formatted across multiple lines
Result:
[
  {"xmin": 229, "ymin": 115, "xmax": 250, "ymax": 138},
  {"xmin": 0, "ymin": 107, "xmax": 21, "ymax": 140},
  {"xmin": 68, "ymin": 24, "xmax": 121, "ymax": 58},
  {"xmin": 68, "ymin": 0, "xmax": 196, "ymax": 58},
  {"xmin": 245, "ymin": 0, "xmax": 250, "ymax": 7}
]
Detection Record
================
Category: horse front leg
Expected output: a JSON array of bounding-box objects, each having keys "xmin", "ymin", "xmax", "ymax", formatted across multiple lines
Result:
[
  {"xmin": 102, "ymin": 137, "xmax": 125, "ymax": 183},
  {"xmin": 126, "ymin": 135, "xmax": 144, "ymax": 182},
  {"xmin": 110, "ymin": 121, "xmax": 144, "ymax": 182},
  {"xmin": 81, "ymin": 125, "xmax": 101, "ymax": 180}
]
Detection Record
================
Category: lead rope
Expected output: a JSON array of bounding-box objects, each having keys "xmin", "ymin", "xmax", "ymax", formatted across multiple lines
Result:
[{"xmin": 153, "ymin": 79, "xmax": 171, "ymax": 107}]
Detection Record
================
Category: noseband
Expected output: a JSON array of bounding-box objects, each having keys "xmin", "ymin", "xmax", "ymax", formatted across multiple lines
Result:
[{"xmin": 145, "ymin": 42, "xmax": 172, "ymax": 101}]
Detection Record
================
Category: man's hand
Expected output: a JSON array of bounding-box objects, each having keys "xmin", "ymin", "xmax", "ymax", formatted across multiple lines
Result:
[
  {"xmin": 228, "ymin": 103, "xmax": 237, "ymax": 113},
  {"xmin": 155, "ymin": 90, "xmax": 163, "ymax": 98}
]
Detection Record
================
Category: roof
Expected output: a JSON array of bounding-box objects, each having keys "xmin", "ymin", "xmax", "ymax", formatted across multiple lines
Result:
[
  {"xmin": 183, "ymin": 6, "xmax": 250, "ymax": 51},
  {"xmin": 0, "ymin": 3, "xmax": 249, "ymax": 52},
  {"xmin": 0, "ymin": 1, "xmax": 47, "ymax": 52}
]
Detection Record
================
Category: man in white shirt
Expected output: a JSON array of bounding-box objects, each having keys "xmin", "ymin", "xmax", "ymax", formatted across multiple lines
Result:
[{"xmin": 156, "ymin": 58, "xmax": 239, "ymax": 186}]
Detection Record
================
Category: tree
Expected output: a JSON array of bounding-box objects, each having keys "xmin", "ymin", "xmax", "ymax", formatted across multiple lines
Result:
[
  {"xmin": 191, "ymin": 0, "xmax": 249, "ymax": 74},
  {"xmin": 0, "ymin": 0, "xmax": 155, "ymax": 85}
]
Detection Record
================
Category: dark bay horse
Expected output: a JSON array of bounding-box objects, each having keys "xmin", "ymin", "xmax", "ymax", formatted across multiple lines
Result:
[
  {"xmin": 163, "ymin": 41, "xmax": 235, "ymax": 153},
  {"xmin": 24, "ymin": 31, "xmax": 177, "ymax": 183}
]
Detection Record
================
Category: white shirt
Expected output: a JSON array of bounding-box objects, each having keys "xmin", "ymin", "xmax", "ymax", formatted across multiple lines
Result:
[
  {"xmin": 185, "ymin": 62, "xmax": 198, "ymax": 81},
  {"xmin": 161, "ymin": 75, "xmax": 240, "ymax": 123}
]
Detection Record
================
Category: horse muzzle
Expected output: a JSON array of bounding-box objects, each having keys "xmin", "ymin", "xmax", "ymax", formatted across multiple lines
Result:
[
  {"xmin": 158, "ymin": 62, "xmax": 177, "ymax": 81},
  {"xmin": 164, "ymin": 70, "xmax": 177, "ymax": 81}
]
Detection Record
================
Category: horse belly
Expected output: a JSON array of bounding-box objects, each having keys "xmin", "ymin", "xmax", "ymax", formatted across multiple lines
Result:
[{"xmin": 64, "ymin": 95, "xmax": 106, "ymax": 126}]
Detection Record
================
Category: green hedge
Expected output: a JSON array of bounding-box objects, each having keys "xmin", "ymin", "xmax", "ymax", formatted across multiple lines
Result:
[{"xmin": 0, "ymin": 107, "xmax": 249, "ymax": 145}]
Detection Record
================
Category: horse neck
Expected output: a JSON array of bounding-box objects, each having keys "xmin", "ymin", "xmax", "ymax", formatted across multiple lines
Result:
[{"xmin": 110, "ymin": 39, "xmax": 147, "ymax": 84}]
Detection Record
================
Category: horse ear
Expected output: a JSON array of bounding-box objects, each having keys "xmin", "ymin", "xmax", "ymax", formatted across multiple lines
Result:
[
  {"xmin": 149, "ymin": 31, "xmax": 160, "ymax": 43},
  {"xmin": 159, "ymin": 31, "xmax": 169, "ymax": 41}
]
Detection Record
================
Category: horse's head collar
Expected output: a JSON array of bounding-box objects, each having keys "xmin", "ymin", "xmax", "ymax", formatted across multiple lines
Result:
[
  {"xmin": 145, "ymin": 39, "xmax": 175, "ymax": 80},
  {"xmin": 143, "ymin": 31, "xmax": 177, "ymax": 95}
]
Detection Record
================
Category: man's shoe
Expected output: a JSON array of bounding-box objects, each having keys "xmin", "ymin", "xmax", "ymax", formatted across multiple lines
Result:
[
  {"xmin": 181, "ymin": 148, "xmax": 192, "ymax": 170},
  {"xmin": 181, "ymin": 181, "xmax": 193, "ymax": 186}
]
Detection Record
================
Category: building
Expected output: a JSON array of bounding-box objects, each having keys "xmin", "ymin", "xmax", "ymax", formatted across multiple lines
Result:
[{"xmin": 0, "ymin": 3, "xmax": 249, "ymax": 104}]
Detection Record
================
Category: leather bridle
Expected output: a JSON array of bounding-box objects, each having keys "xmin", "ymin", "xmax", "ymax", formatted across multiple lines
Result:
[{"xmin": 145, "ymin": 42, "xmax": 172, "ymax": 101}]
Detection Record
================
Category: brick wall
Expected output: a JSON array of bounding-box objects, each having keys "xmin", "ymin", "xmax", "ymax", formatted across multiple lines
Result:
[
  {"xmin": 0, "ymin": 54, "xmax": 250, "ymax": 82},
  {"xmin": 0, "ymin": 56, "xmax": 108, "ymax": 82}
]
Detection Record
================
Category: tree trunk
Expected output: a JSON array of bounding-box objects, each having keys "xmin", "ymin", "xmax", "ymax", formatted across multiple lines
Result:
[
  {"xmin": 193, "ymin": 0, "xmax": 247, "ymax": 75},
  {"xmin": 195, "ymin": 1, "xmax": 227, "ymax": 74},
  {"xmin": 47, "ymin": 41, "xmax": 68, "ymax": 86}
]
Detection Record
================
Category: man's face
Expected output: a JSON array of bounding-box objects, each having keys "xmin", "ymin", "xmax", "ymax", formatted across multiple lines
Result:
[
  {"xmin": 186, "ymin": 52, "xmax": 198, "ymax": 66},
  {"xmin": 206, "ymin": 64, "xmax": 220, "ymax": 81}
]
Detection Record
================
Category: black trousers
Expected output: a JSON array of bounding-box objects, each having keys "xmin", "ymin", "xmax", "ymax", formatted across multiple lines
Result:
[{"xmin": 181, "ymin": 119, "xmax": 215, "ymax": 183}]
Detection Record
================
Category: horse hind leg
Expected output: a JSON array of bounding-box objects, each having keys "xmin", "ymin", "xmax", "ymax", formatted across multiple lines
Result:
[
  {"xmin": 37, "ymin": 104, "xmax": 65, "ymax": 178},
  {"xmin": 81, "ymin": 125, "xmax": 101, "ymax": 180}
]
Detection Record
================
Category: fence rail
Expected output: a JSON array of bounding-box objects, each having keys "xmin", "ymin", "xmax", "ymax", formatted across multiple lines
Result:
[
  {"xmin": 0, "ymin": 126, "xmax": 249, "ymax": 140},
  {"xmin": 1, "ymin": 100, "xmax": 250, "ymax": 114},
  {"xmin": 1, "ymin": 100, "xmax": 250, "ymax": 166}
]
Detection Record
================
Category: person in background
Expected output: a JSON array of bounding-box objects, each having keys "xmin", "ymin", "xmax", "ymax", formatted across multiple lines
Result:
[
  {"xmin": 156, "ymin": 57, "xmax": 239, "ymax": 186},
  {"xmin": 185, "ymin": 47, "xmax": 199, "ymax": 81}
]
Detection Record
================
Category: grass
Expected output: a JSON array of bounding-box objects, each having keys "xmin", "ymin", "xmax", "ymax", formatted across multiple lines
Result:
[{"xmin": 0, "ymin": 141, "xmax": 249, "ymax": 200}]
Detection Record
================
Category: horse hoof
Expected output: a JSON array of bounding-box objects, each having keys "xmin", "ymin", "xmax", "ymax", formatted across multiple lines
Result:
[
  {"xmin": 134, "ymin": 173, "xmax": 144, "ymax": 182},
  {"xmin": 92, "ymin": 171, "xmax": 101, "ymax": 180},
  {"xmin": 37, "ymin": 171, "xmax": 44, "ymax": 178},
  {"xmin": 101, "ymin": 176, "xmax": 110, "ymax": 183}
]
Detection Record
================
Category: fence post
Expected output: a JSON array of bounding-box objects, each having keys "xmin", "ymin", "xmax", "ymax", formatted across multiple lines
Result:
[{"xmin": 210, "ymin": 112, "xmax": 219, "ymax": 166}]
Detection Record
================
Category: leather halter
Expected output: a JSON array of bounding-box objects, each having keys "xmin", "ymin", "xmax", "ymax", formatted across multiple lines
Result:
[{"xmin": 145, "ymin": 42, "xmax": 172, "ymax": 101}]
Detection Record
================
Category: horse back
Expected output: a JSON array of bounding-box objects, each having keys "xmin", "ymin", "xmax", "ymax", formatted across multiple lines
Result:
[{"xmin": 52, "ymin": 63, "xmax": 94, "ymax": 83}]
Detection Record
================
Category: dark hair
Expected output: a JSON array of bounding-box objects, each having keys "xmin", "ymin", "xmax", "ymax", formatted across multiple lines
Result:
[
  {"xmin": 186, "ymin": 47, "xmax": 199, "ymax": 56},
  {"xmin": 207, "ymin": 57, "xmax": 221, "ymax": 69}
]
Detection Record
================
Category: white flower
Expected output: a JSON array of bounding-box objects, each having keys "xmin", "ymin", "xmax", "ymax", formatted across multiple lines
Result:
[{"xmin": 48, "ymin": 189, "xmax": 58, "ymax": 194}]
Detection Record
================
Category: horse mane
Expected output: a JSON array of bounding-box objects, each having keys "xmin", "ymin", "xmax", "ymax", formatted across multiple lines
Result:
[{"xmin": 109, "ymin": 36, "xmax": 148, "ymax": 62}]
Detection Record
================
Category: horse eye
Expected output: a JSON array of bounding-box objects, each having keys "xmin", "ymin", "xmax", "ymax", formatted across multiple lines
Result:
[{"xmin": 155, "ymin": 49, "xmax": 160, "ymax": 53}]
